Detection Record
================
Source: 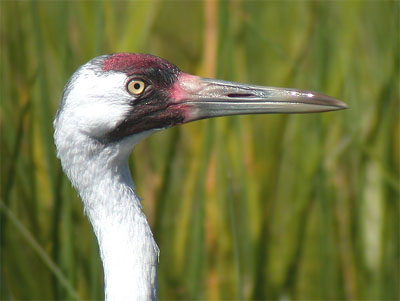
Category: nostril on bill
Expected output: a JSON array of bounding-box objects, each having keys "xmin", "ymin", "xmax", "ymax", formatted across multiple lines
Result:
[{"xmin": 226, "ymin": 93, "xmax": 255, "ymax": 98}]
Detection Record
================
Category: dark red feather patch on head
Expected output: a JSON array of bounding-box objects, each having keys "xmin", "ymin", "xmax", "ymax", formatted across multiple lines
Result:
[{"xmin": 103, "ymin": 53, "xmax": 178, "ymax": 73}]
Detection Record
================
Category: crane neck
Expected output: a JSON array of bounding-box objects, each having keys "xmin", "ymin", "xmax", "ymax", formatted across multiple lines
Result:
[{"xmin": 63, "ymin": 138, "xmax": 159, "ymax": 300}]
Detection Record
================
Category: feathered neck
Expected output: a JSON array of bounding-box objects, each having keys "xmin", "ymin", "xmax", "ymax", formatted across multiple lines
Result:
[{"xmin": 55, "ymin": 132, "xmax": 159, "ymax": 300}]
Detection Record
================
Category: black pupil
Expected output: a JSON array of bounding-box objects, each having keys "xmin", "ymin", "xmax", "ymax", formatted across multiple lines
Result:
[{"xmin": 134, "ymin": 82, "xmax": 141, "ymax": 90}]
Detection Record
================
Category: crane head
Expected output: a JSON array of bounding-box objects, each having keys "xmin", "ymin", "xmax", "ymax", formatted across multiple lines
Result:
[
  {"xmin": 53, "ymin": 53, "xmax": 347, "ymax": 299},
  {"xmin": 55, "ymin": 53, "xmax": 346, "ymax": 148}
]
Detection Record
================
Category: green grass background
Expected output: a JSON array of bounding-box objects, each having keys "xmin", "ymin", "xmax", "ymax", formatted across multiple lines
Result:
[{"xmin": 1, "ymin": 0, "xmax": 399, "ymax": 300}]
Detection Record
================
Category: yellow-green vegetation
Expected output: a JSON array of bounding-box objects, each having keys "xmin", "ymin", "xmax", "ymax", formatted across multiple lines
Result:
[{"xmin": 1, "ymin": 1, "xmax": 398, "ymax": 300}]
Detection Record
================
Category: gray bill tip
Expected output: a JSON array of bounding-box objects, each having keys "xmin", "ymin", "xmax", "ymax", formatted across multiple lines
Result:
[{"xmin": 174, "ymin": 74, "xmax": 348, "ymax": 122}]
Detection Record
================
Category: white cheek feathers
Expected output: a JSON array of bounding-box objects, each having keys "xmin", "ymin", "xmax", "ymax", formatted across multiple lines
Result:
[
  {"xmin": 73, "ymin": 102, "xmax": 130, "ymax": 138},
  {"xmin": 61, "ymin": 68, "xmax": 132, "ymax": 139}
]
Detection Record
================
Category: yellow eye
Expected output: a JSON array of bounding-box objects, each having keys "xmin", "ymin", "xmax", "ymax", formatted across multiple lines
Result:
[{"xmin": 127, "ymin": 79, "xmax": 146, "ymax": 95}]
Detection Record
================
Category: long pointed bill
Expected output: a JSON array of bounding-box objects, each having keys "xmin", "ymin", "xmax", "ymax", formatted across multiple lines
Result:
[{"xmin": 171, "ymin": 74, "xmax": 347, "ymax": 123}]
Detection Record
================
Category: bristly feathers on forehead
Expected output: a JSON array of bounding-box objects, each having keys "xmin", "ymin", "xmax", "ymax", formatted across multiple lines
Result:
[{"xmin": 102, "ymin": 53, "xmax": 180, "ymax": 74}]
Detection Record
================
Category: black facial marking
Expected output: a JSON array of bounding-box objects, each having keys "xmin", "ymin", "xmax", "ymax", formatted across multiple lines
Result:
[{"xmin": 106, "ymin": 65, "xmax": 185, "ymax": 141}]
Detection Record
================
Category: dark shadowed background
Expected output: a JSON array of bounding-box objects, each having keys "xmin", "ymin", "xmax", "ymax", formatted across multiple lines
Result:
[{"xmin": 1, "ymin": 1, "xmax": 399, "ymax": 300}]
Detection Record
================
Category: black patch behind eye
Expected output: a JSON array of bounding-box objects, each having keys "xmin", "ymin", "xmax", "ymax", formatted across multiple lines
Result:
[
  {"xmin": 106, "ymin": 93, "xmax": 185, "ymax": 141},
  {"xmin": 106, "ymin": 70, "xmax": 183, "ymax": 141},
  {"xmin": 105, "ymin": 57, "xmax": 184, "ymax": 141}
]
